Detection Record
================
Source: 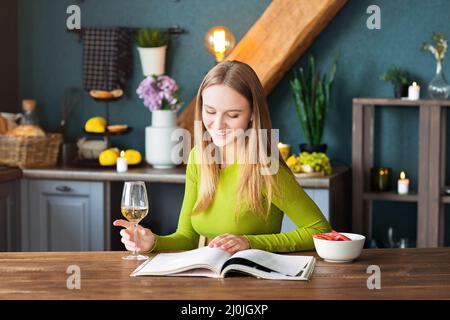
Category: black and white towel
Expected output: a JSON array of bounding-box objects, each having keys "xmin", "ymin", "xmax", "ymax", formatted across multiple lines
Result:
[{"xmin": 82, "ymin": 27, "xmax": 132, "ymax": 92}]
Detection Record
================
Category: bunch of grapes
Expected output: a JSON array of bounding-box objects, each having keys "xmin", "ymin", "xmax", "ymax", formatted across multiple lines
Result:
[{"xmin": 298, "ymin": 152, "xmax": 333, "ymax": 175}]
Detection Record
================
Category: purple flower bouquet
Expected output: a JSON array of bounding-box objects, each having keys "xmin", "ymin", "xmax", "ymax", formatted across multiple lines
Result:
[{"xmin": 136, "ymin": 75, "xmax": 183, "ymax": 112}]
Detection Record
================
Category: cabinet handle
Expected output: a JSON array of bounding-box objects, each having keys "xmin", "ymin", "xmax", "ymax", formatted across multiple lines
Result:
[{"xmin": 56, "ymin": 186, "xmax": 72, "ymax": 192}]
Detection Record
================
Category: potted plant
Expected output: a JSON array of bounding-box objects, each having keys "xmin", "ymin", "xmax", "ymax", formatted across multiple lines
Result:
[
  {"xmin": 379, "ymin": 65, "xmax": 410, "ymax": 98},
  {"xmin": 136, "ymin": 28, "xmax": 169, "ymax": 76},
  {"xmin": 290, "ymin": 54, "xmax": 338, "ymax": 154},
  {"xmin": 420, "ymin": 32, "xmax": 450, "ymax": 99},
  {"xmin": 136, "ymin": 75, "xmax": 183, "ymax": 168}
]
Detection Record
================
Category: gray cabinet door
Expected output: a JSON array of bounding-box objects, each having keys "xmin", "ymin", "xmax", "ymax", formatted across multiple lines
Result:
[
  {"xmin": 281, "ymin": 188, "xmax": 330, "ymax": 233},
  {"xmin": 21, "ymin": 179, "xmax": 104, "ymax": 251},
  {"xmin": 0, "ymin": 180, "xmax": 20, "ymax": 251}
]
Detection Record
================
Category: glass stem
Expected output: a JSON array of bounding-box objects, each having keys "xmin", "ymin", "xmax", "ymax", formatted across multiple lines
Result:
[{"xmin": 133, "ymin": 222, "xmax": 138, "ymax": 256}]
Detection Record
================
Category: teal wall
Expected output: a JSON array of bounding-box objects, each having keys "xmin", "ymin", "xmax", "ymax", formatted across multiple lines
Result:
[{"xmin": 18, "ymin": 0, "xmax": 450, "ymax": 246}]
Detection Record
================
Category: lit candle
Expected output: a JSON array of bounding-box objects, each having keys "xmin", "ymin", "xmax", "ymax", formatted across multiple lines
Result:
[
  {"xmin": 371, "ymin": 167, "xmax": 392, "ymax": 191},
  {"xmin": 116, "ymin": 151, "xmax": 128, "ymax": 173},
  {"xmin": 408, "ymin": 82, "xmax": 420, "ymax": 100},
  {"xmin": 397, "ymin": 171, "xmax": 410, "ymax": 194}
]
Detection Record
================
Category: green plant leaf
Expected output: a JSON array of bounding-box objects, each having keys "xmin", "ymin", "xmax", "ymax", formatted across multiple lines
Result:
[
  {"xmin": 136, "ymin": 28, "xmax": 168, "ymax": 48},
  {"xmin": 327, "ymin": 53, "xmax": 338, "ymax": 84},
  {"xmin": 290, "ymin": 53, "xmax": 338, "ymax": 146},
  {"xmin": 290, "ymin": 74, "xmax": 311, "ymax": 144},
  {"xmin": 380, "ymin": 65, "xmax": 410, "ymax": 86},
  {"xmin": 315, "ymin": 83, "xmax": 325, "ymax": 145}
]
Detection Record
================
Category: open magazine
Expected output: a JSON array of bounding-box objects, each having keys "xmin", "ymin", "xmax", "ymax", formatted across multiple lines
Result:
[{"xmin": 130, "ymin": 247, "xmax": 316, "ymax": 281}]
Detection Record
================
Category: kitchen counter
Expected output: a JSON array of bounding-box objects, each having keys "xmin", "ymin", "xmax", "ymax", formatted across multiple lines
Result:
[
  {"xmin": 21, "ymin": 164, "xmax": 349, "ymax": 188},
  {"xmin": 22, "ymin": 164, "xmax": 187, "ymax": 184},
  {"xmin": 1, "ymin": 247, "xmax": 449, "ymax": 300},
  {"xmin": 0, "ymin": 166, "xmax": 21, "ymax": 183},
  {"xmin": 8, "ymin": 164, "xmax": 351, "ymax": 252}
]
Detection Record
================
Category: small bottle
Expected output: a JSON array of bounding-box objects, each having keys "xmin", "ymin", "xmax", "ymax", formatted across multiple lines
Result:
[
  {"xmin": 20, "ymin": 99, "xmax": 39, "ymax": 125},
  {"xmin": 117, "ymin": 150, "xmax": 128, "ymax": 173}
]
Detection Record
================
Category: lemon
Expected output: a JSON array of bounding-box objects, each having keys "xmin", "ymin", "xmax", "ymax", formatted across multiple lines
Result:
[
  {"xmin": 85, "ymin": 117, "xmax": 107, "ymax": 133},
  {"xmin": 124, "ymin": 149, "xmax": 142, "ymax": 165},
  {"xmin": 99, "ymin": 148, "xmax": 119, "ymax": 166},
  {"xmin": 286, "ymin": 155, "xmax": 298, "ymax": 167}
]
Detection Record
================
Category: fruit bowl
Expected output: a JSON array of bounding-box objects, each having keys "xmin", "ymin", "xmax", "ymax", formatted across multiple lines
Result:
[
  {"xmin": 294, "ymin": 171, "xmax": 325, "ymax": 178},
  {"xmin": 84, "ymin": 126, "xmax": 132, "ymax": 136},
  {"xmin": 313, "ymin": 232, "xmax": 365, "ymax": 263},
  {"xmin": 286, "ymin": 152, "xmax": 333, "ymax": 176},
  {"xmin": 76, "ymin": 137, "xmax": 108, "ymax": 160},
  {"xmin": 89, "ymin": 89, "xmax": 124, "ymax": 102},
  {"xmin": 91, "ymin": 95, "xmax": 123, "ymax": 103}
]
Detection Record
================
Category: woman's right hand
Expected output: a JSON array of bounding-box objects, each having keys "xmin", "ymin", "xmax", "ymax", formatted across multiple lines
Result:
[{"xmin": 113, "ymin": 219, "xmax": 155, "ymax": 253}]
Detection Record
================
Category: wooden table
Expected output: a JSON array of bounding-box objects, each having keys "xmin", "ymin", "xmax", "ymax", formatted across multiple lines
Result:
[{"xmin": 1, "ymin": 248, "xmax": 449, "ymax": 300}]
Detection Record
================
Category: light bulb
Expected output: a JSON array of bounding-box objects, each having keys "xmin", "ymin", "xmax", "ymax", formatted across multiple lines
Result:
[{"xmin": 204, "ymin": 26, "xmax": 236, "ymax": 63}]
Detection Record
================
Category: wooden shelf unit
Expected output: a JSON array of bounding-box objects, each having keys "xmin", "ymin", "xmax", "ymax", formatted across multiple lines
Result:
[
  {"xmin": 352, "ymin": 98, "xmax": 450, "ymax": 248},
  {"xmin": 363, "ymin": 192, "xmax": 418, "ymax": 202}
]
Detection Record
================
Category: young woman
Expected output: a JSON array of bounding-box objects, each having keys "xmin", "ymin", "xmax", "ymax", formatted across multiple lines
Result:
[{"xmin": 113, "ymin": 61, "xmax": 331, "ymax": 254}]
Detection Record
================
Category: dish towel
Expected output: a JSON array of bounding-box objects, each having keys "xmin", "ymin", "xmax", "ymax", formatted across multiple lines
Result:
[{"xmin": 82, "ymin": 27, "xmax": 133, "ymax": 92}]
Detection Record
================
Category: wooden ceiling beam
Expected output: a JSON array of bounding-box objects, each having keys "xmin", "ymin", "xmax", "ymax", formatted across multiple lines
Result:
[{"xmin": 177, "ymin": 0, "xmax": 347, "ymax": 138}]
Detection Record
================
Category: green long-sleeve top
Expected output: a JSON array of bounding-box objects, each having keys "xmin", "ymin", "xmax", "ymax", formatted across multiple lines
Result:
[{"xmin": 151, "ymin": 147, "xmax": 331, "ymax": 253}]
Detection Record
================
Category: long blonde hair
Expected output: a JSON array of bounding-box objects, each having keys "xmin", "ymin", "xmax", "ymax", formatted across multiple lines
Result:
[{"xmin": 192, "ymin": 61, "xmax": 291, "ymax": 219}]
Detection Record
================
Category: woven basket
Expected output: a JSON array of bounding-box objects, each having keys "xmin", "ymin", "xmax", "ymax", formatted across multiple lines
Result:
[{"xmin": 0, "ymin": 133, "xmax": 63, "ymax": 169}]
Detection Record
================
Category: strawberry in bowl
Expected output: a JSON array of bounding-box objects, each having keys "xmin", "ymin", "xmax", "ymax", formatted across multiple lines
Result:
[
  {"xmin": 313, "ymin": 230, "xmax": 365, "ymax": 263},
  {"xmin": 313, "ymin": 230, "xmax": 351, "ymax": 241}
]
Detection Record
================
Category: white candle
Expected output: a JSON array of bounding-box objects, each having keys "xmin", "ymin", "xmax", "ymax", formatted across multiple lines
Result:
[
  {"xmin": 408, "ymin": 82, "xmax": 420, "ymax": 100},
  {"xmin": 116, "ymin": 151, "xmax": 128, "ymax": 173},
  {"xmin": 397, "ymin": 171, "xmax": 410, "ymax": 194}
]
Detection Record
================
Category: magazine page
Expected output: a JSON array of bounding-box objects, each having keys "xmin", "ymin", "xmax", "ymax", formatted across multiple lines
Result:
[
  {"xmin": 222, "ymin": 249, "xmax": 314, "ymax": 277},
  {"xmin": 221, "ymin": 258, "xmax": 315, "ymax": 280},
  {"xmin": 131, "ymin": 247, "xmax": 231, "ymax": 277},
  {"xmin": 165, "ymin": 269, "xmax": 222, "ymax": 278}
]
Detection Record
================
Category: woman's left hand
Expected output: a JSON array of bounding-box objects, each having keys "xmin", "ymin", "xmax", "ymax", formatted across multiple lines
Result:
[{"xmin": 208, "ymin": 233, "xmax": 250, "ymax": 254}]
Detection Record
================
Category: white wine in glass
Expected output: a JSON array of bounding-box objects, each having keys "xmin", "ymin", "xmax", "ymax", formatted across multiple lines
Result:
[
  {"xmin": 121, "ymin": 181, "xmax": 149, "ymax": 260},
  {"xmin": 121, "ymin": 207, "xmax": 148, "ymax": 223}
]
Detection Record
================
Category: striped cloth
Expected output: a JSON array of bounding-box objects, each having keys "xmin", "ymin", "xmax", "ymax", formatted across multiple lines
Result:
[{"xmin": 82, "ymin": 27, "xmax": 132, "ymax": 92}]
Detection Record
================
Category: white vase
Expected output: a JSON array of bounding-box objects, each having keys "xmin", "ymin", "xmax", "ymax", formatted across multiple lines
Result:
[
  {"xmin": 137, "ymin": 46, "xmax": 167, "ymax": 76},
  {"xmin": 145, "ymin": 110, "xmax": 178, "ymax": 169}
]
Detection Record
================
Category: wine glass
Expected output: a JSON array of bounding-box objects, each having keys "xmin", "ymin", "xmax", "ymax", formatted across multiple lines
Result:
[{"xmin": 121, "ymin": 181, "xmax": 149, "ymax": 260}]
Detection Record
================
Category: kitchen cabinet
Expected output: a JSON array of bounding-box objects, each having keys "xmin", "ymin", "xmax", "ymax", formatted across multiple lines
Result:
[
  {"xmin": 281, "ymin": 167, "xmax": 351, "ymax": 233},
  {"xmin": 0, "ymin": 180, "xmax": 20, "ymax": 251},
  {"xmin": 281, "ymin": 188, "xmax": 348, "ymax": 233},
  {"xmin": 281, "ymin": 189, "xmax": 330, "ymax": 232},
  {"xmin": 21, "ymin": 179, "xmax": 105, "ymax": 251},
  {"xmin": 21, "ymin": 165, "xmax": 350, "ymax": 250}
]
